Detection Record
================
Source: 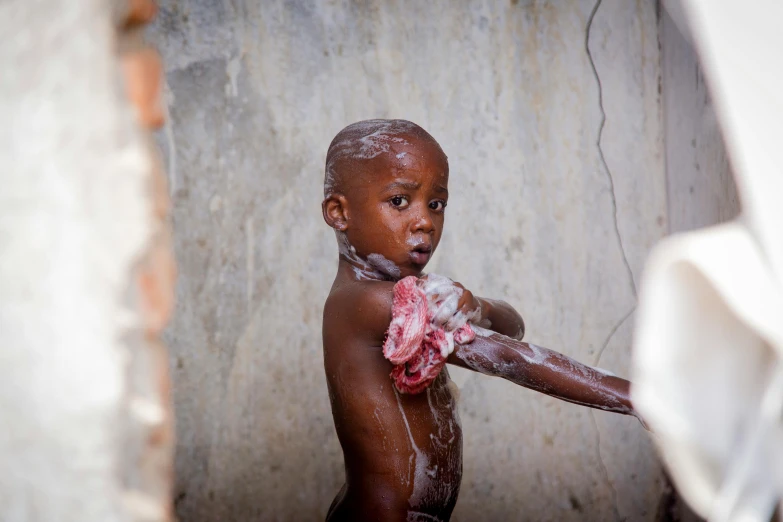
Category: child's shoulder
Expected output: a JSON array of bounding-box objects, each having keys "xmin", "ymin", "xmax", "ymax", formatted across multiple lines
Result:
[{"xmin": 324, "ymin": 279, "xmax": 395, "ymax": 345}]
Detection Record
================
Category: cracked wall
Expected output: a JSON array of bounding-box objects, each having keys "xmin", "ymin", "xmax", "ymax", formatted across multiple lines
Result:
[{"xmin": 149, "ymin": 1, "xmax": 667, "ymax": 520}]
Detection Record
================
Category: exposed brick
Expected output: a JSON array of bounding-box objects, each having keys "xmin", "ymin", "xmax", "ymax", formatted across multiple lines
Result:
[
  {"xmin": 124, "ymin": 0, "xmax": 158, "ymax": 29},
  {"xmin": 121, "ymin": 47, "xmax": 165, "ymax": 129}
]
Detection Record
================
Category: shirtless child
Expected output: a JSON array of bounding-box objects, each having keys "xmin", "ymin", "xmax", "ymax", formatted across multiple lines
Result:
[{"xmin": 321, "ymin": 119, "xmax": 640, "ymax": 521}]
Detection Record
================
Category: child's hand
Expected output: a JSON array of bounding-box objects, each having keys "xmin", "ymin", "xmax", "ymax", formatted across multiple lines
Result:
[
  {"xmin": 420, "ymin": 275, "xmax": 485, "ymax": 333},
  {"xmin": 448, "ymin": 281, "xmax": 484, "ymax": 331}
]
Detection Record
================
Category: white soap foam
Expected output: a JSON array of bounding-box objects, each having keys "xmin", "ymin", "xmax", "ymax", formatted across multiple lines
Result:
[
  {"xmin": 324, "ymin": 120, "xmax": 421, "ymax": 195},
  {"xmin": 335, "ymin": 231, "xmax": 401, "ymax": 282},
  {"xmin": 367, "ymin": 253, "xmax": 402, "ymax": 279}
]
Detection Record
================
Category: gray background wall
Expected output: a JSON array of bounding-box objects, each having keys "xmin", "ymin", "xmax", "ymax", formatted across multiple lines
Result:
[
  {"xmin": 660, "ymin": 7, "xmax": 740, "ymax": 234},
  {"xmin": 148, "ymin": 1, "xmax": 736, "ymax": 520}
]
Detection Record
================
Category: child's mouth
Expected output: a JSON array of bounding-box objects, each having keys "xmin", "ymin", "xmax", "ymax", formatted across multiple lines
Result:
[{"xmin": 409, "ymin": 244, "xmax": 432, "ymax": 265}]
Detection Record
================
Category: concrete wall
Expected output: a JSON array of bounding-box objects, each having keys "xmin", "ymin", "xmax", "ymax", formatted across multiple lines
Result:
[
  {"xmin": 149, "ymin": 1, "xmax": 667, "ymax": 520},
  {"xmin": 660, "ymin": 7, "xmax": 740, "ymax": 233}
]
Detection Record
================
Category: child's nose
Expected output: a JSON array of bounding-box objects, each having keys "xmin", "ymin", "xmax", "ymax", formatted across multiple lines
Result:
[{"xmin": 411, "ymin": 212, "xmax": 434, "ymax": 233}]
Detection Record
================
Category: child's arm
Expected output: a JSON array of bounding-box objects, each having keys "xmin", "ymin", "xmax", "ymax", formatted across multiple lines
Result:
[
  {"xmin": 447, "ymin": 329, "xmax": 635, "ymax": 416},
  {"xmin": 440, "ymin": 280, "xmax": 525, "ymax": 339},
  {"xmin": 474, "ymin": 297, "xmax": 525, "ymax": 340}
]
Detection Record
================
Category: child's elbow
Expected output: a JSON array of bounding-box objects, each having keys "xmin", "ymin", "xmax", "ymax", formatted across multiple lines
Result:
[
  {"xmin": 500, "ymin": 300, "xmax": 525, "ymax": 339},
  {"xmin": 514, "ymin": 315, "xmax": 525, "ymax": 340}
]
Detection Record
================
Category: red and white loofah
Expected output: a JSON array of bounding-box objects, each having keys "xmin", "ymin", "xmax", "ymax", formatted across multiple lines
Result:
[{"xmin": 383, "ymin": 276, "xmax": 475, "ymax": 394}]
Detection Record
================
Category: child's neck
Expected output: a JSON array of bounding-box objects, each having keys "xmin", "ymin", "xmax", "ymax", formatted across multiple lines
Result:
[
  {"xmin": 339, "ymin": 257, "xmax": 391, "ymax": 281},
  {"xmin": 336, "ymin": 232, "xmax": 400, "ymax": 282}
]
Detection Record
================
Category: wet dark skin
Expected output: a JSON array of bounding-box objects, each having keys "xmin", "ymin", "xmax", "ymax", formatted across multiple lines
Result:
[{"xmin": 322, "ymin": 131, "xmax": 637, "ymax": 521}]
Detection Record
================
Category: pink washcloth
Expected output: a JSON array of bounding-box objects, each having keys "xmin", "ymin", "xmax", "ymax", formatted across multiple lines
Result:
[{"xmin": 383, "ymin": 276, "xmax": 475, "ymax": 394}]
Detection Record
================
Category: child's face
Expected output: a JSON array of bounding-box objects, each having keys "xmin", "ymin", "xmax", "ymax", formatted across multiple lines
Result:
[{"xmin": 342, "ymin": 137, "xmax": 449, "ymax": 278}]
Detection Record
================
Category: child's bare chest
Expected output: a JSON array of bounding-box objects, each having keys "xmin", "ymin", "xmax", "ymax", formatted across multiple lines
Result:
[
  {"xmin": 402, "ymin": 371, "xmax": 464, "ymax": 513},
  {"xmin": 324, "ymin": 299, "xmax": 464, "ymax": 513},
  {"xmin": 369, "ymin": 370, "xmax": 464, "ymax": 514}
]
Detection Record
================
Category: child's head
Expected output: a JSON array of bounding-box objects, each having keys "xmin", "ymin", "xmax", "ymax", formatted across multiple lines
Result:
[{"xmin": 322, "ymin": 119, "xmax": 449, "ymax": 279}]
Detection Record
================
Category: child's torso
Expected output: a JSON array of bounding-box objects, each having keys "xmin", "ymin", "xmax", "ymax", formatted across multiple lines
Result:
[{"xmin": 323, "ymin": 290, "xmax": 463, "ymax": 518}]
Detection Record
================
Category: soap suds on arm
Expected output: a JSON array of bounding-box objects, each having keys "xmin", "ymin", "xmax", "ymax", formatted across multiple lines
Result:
[
  {"xmin": 381, "ymin": 275, "xmax": 632, "ymax": 414},
  {"xmin": 454, "ymin": 329, "xmax": 633, "ymax": 414}
]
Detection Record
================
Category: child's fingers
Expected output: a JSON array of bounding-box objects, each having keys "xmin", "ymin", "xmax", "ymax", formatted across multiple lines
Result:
[
  {"xmin": 432, "ymin": 293, "xmax": 460, "ymax": 327},
  {"xmin": 456, "ymin": 288, "xmax": 472, "ymax": 310},
  {"xmin": 446, "ymin": 300, "xmax": 482, "ymax": 332},
  {"xmin": 445, "ymin": 311, "xmax": 468, "ymax": 332}
]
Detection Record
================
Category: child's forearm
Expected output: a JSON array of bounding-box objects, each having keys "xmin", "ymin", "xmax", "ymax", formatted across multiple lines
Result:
[
  {"xmin": 449, "ymin": 329, "xmax": 633, "ymax": 415},
  {"xmin": 476, "ymin": 297, "xmax": 525, "ymax": 340}
]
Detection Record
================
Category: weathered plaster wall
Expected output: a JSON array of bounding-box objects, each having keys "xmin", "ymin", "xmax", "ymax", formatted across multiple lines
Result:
[
  {"xmin": 149, "ymin": 1, "xmax": 667, "ymax": 520},
  {"xmin": 660, "ymin": 7, "xmax": 740, "ymax": 233}
]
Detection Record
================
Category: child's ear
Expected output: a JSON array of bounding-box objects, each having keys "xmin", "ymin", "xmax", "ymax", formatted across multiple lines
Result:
[{"xmin": 322, "ymin": 195, "xmax": 349, "ymax": 231}]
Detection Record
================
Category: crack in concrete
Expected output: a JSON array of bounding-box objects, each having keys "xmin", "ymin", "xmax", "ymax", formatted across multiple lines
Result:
[
  {"xmin": 585, "ymin": 0, "xmax": 638, "ymax": 300},
  {"xmin": 586, "ymin": 4, "xmax": 634, "ymax": 519},
  {"xmin": 594, "ymin": 305, "xmax": 635, "ymax": 367},
  {"xmin": 590, "ymin": 410, "xmax": 623, "ymax": 522}
]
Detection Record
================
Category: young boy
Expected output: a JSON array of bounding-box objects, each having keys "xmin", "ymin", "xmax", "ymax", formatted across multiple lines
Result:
[{"xmin": 321, "ymin": 120, "xmax": 639, "ymax": 521}]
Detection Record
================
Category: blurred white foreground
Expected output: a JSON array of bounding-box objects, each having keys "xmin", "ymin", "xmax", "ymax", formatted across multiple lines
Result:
[{"xmin": 633, "ymin": 1, "xmax": 783, "ymax": 521}]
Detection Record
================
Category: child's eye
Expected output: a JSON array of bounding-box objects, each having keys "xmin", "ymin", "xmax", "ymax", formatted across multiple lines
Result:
[
  {"xmin": 429, "ymin": 200, "xmax": 447, "ymax": 212},
  {"xmin": 390, "ymin": 196, "xmax": 409, "ymax": 209}
]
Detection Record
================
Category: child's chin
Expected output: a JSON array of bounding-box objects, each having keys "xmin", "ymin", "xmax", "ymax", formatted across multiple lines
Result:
[{"xmin": 405, "ymin": 265, "xmax": 427, "ymax": 278}]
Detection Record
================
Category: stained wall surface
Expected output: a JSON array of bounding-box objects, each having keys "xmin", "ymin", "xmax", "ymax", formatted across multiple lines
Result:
[
  {"xmin": 149, "ymin": 1, "xmax": 668, "ymax": 520},
  {"xmin": 660, "ymin": 7, "xmax": 741, "ymax": 234}
]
